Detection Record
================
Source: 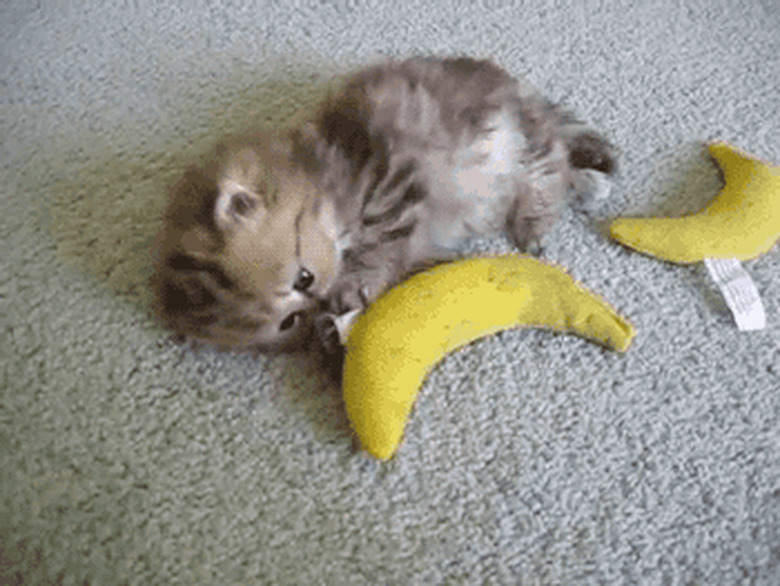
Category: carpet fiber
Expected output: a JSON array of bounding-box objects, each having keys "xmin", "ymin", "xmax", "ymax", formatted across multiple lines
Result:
[{"xmin": 2, "ymin": 1, "xmax": 778, "ymax": 583}]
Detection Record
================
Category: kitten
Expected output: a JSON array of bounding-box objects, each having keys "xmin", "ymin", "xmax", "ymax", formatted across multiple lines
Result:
[{"xmin": 151, "ymin": 56, "xmax": 616, "ymax": 358}]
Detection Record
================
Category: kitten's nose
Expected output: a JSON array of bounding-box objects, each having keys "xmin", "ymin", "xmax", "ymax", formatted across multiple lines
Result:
[{"xmin": 293, "ymin": 267, "xmax": 315, "ymax": 292}]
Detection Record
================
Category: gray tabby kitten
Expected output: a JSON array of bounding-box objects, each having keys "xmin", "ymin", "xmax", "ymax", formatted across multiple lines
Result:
[{"xmin": 151, "ymin": 56, "xmax": 616, "ymax": 359}]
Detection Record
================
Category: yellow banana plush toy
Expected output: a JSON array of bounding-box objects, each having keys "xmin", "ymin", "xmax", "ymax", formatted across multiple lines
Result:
[
  {"xmin": 610, "ymin": 141, "xmax": 780, "ymax": 263},
  {"xmin": 343, "ymin": 255, "xmax": 636, "ymax": 460}
]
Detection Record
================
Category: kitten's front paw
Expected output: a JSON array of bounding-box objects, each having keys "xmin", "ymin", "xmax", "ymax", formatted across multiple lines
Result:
[
  {"xmin": 314, "ymin": 309, "xmax": 362, "ymax": 351},
  {"xmin": 328, "ymin": 278, "xmax": 373, "ymax": 317},
  {"xmin": 314, "ymin": 313, "xmax": 345, "ymax": 384},
  {"xmin": 510, "ymin": 215, "xmax": 549, "ymax": 256},
  {"xmin": 522, "ymin": 239, "xmax": 544, "ymax": 257},
  {"xmin": 314, "ymin": 313, "xmax": 342, "ymax": 355}
]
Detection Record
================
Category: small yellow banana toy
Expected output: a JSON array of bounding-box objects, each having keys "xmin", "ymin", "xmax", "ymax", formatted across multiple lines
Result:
[
  {"xmin": 610, "ymin": 141, "xmax": 780, "ymax": 263},
  {"xmin": 343, "ymin": 255, "xmax": 636, "ymax": 460}
]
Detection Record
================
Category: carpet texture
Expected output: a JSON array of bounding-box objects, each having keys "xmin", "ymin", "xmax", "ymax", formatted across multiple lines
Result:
[{"xmin": 2, "ymin": 1, "xmax": 778, "ymax": 583}]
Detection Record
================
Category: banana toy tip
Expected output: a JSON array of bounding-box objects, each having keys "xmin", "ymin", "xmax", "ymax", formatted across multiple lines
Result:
[{"xmin": 610, "ymin": 141, "xmax": 780, "ymax": 263}]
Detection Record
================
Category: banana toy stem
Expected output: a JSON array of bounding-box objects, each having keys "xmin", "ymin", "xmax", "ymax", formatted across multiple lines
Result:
[{"xmin": 343, "ymin": 255, "xmax": 636, "ymax": 460}]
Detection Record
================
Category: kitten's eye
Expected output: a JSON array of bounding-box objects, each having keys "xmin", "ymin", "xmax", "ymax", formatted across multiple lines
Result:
[
  {"xmin": 279, "ymin": 312, "xmax": 301, "ymax": 331},
  {"xmin": 293, "ymin": 267, "xmax": 315, "ymax": 292},
  {"xmin": 229, "ymin": 191, "xmax": 255, "ymax": 217}
]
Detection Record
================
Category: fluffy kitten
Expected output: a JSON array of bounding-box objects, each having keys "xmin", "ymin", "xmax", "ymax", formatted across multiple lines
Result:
[{"xmin": 151, "ymin": 56, "xmax": 616, "ymax": 357}]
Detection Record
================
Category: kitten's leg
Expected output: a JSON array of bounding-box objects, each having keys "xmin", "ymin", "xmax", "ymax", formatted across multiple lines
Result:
[
  {"xmin": 570, "ymin": 167, "xmax": 612, "ymax": 210},
  {"xmin": 313, "ymin": 311, "xmax": 345, "ymax": 383},
  {"xmin": 508, "ymin": 156, "xmax": 615, "ymax": 251},
  {"xmin": 508, "ymin": 208, "xmax": 558, "ymax": 255},
  {"xmin": 548, "ymin": 100, "xmax": 617, "ymax": 172},
  {"xmin": 507, "ymin": 147, "xmax": 571, "ymax": 254},
  {"xmin": 508, "ymin": 185, "xmax": 565, "ymax": 255},
  {"xmin": 562, "ymin": 124, "xmax": 617, "ymax": 175},
  {"xmin": 313, "ymin": 286, "xmax": 367, "ymax": 384},
  {"xmin": 515, "ymin": 83, "xmax": 617, "ymax": 176},
  {"xmin": 561, "ymin": 119, "xmax": 617, "ymax": 204},
  {"xmin": 313, "ymin": 305, "xmax": 363, "ymax": 348},
  {"xmin": 548, "ymin": 106, "xmax": 618, "ymax": 206},
  {"xmin": 314, "ymin": 247, "xmax": 406, "ymax": 357},
  {"xmin": 313, "ymin": 278, "xmax": 370, "ymax": 356}
]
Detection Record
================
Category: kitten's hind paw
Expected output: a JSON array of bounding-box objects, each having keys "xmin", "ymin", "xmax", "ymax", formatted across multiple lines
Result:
[
  {"xmin": 571, "ymin": 169, "xmax": 612, "ymax": 210},
  {"xmin": 567, "ymin": 131, "xmax": 617, "ymax": 175}
]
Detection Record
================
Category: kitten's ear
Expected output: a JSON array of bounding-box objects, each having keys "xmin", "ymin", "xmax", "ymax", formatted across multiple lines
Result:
[
  {"xmin": 214, "ymin": 186, "xmax": 265, "ymax": 232},
  {"xmin": 214, "ymin": 144, "xmax": 270, "ymax": 232},
  {"xmin": 214, "ymin": 187, "xmax": 265, "ymax": 232}
]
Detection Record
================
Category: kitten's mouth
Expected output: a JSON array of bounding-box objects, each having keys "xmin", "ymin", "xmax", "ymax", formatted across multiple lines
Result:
[{"xmin": 278, "ymin": 295, "xmax": 330, "ymax": 333}]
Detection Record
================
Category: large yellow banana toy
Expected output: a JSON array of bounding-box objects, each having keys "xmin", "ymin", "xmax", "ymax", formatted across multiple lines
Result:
[
  {"xmin": 610, "ymin": 141, "xmax": 780, "ymax": 263},
  {"xmin": 343, "ymin": 255, "xmax": 636, "ymax": 460}
]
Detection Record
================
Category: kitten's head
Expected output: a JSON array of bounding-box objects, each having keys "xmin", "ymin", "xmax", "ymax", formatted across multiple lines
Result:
[{"xmin": 151, "ymin": 136, "xmax": 342, "ymax": 352}]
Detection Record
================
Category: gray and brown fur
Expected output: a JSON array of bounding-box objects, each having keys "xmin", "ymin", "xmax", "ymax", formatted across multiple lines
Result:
[{"xmin": 151, "ymin": 56, "xmax": 616, "ymax": 355}]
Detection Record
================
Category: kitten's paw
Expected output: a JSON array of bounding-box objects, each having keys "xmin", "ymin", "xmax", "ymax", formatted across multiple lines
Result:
[
  {"xmin": 314, "ymin": 313, "xmax": 342, "ymax": 355},
  {"xmin": 313, "ymin": 313, "xmax": 345, "ymax": 383},
  {"xmin": 317, "ymin": 339, "xmax": 345, "ymax": 386},
  {"xmin": 329, "ymin": 281, "xmax": 369, "ymax": 315},
  {"xmin": 571, "ymin": 169, "xmax": 612, "ymax": 210},
  {"xmin": 314, "ymin": 308, "xmax": 361, "ymax": 351},
  {"xmin": 521, "ymin": 238, "xmax": 544, "ymax": 257},
  {"xmin": 510, "ymin": 215, "xmax": 551, "ymax": 256},
  {"xmin": 313, "ymin": 311, "xmax": 362, "ymax": 385},
  {"xmin": 512, "ymin": 231, "xmax": 544, "ymax": 256},
  {"xmin": 567, "ymin": 131, "xmax": 617, "ymax": 175}
]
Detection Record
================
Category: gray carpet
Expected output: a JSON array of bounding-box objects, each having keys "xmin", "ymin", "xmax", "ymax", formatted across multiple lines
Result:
[{"xmin": 2, "ymin": 1, "xmax": 778, "ymax": 583}]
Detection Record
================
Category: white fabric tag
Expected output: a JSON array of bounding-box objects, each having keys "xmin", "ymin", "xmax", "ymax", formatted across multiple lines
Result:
[{"xmin": 703, "ymin": 258, "xmax": 766, "ymax": 331}]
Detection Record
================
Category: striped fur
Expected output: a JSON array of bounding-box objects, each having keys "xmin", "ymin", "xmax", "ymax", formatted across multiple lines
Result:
[{"xmin": 151, "ymin": 56, "xmax": 617, "ymax": 353}]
